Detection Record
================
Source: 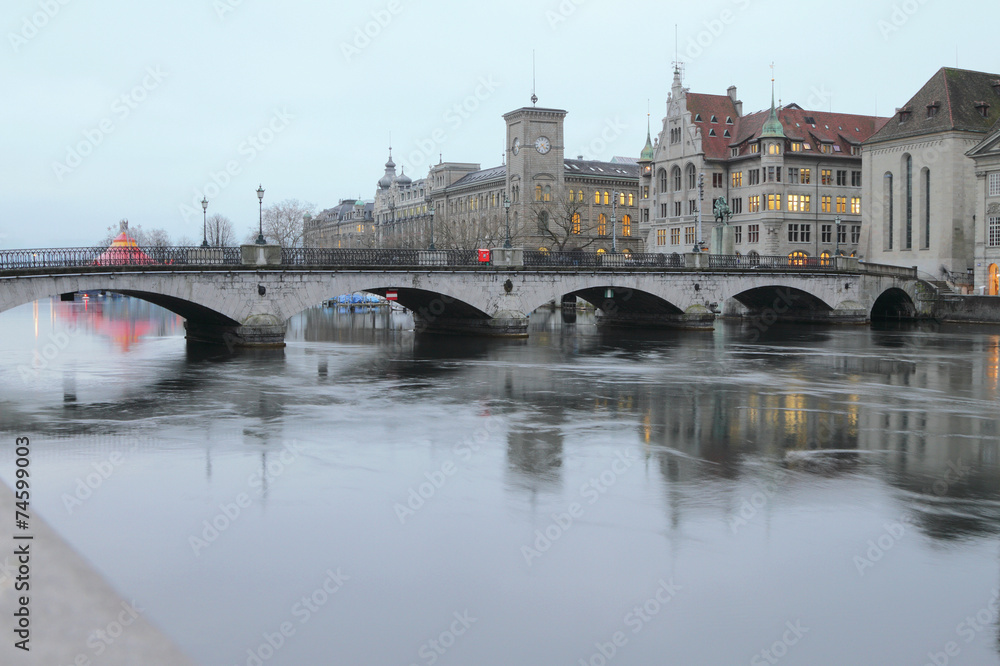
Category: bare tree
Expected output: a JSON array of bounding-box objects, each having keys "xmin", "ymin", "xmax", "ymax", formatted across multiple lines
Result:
[
  {"xmin": 206, "ymin": 213, "xmax": 235, "ymax": 247},
  {"xmin": 257, "ymin": 199, "xmax": 315, "ymax": 247},
  {"xmin": 531, "ymin": 188, "xmax": 597, "ymax": 251}
]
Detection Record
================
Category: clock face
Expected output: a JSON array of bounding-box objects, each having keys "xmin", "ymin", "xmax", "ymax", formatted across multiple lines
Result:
[
  {"xmin": 512, "ymin": 137, "xmax": 520, "ymax": 156},
  {"xmin": 535, "ymin": 136, "xmax": 551, "ymax": 154}
]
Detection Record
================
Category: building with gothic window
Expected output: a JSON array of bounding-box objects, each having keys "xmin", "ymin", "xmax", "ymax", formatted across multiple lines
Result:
[
  {"xmin": 861, "ymin": 67, "xmax": 1000, "ymax": 291},
  {"xmin": 639, "ymin": 70, "xmax": 886, "ymax": 263}
]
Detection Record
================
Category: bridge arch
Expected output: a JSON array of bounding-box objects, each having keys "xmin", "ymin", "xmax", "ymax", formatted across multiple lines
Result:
[
  {"xmin": 870, "ymin": 287, "xmax": 917, "ymax": 320},
  {"xmin": 730, "ymin": 285, "xmax": 835, "ymax": 319}
]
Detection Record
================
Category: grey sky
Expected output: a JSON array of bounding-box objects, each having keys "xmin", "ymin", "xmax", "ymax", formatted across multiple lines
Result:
[{"xmin": 0, "ymin": 0, "xmax": 990, "ymax": 248}]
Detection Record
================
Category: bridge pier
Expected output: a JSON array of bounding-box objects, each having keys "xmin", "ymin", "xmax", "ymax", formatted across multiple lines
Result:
[{"xmin": 185, "ymin": 315, "xmax": 287, "ymax": 348}]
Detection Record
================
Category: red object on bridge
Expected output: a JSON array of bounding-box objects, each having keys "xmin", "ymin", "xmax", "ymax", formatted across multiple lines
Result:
[
  {"xmin": 386, "ymin": 290, "xmax": 398, "ymax": 301},
  {"xmin": 477, "ymin": 249, "xmax": 491, "ymax": 263},
  {"xmin": 93, "ymin": 232, "xmax": 157, "ymax": 266}
]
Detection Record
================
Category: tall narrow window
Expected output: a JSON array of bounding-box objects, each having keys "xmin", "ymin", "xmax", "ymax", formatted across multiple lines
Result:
[
  {"xmin": 572, "ymin": 213, "xmax": 581, "ymax": 234},
  {"xmin": 884, "ymin": 172, "xmax": 894, "ymax": 250},
  {"xmin": 622, "ymin": 214, "xmax": 632, "ymax": 237},
  {"xmin": 923, "ymin": 168, "xmax": 930, "ymax": 249},
  {"xmin": 905, "ymin": 155, "xmax": 913, "ymax": 249},
  {"xmin": 673, "ymin": 166, "xmax": 682, "ymax": 191},
  {"xmin": 598, "ymin": 213, "xmax": 607, "ymax": 235}
]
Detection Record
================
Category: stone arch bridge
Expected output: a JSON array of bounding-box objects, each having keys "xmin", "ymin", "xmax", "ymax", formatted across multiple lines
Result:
[{"xmin": 0, "ymin": 246, "xmax": 927, "ymax": 346}]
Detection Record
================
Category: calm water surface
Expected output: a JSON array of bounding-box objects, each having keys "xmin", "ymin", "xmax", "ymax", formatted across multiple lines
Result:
[{"xmin": 1, "ymin": 296, "xmax": 999, "ymax": 665}]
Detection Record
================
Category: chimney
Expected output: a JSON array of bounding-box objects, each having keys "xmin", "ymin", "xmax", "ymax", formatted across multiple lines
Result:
[{"xmin": 727, "ymin": 85, "xmax": 742, "ymax": 117}]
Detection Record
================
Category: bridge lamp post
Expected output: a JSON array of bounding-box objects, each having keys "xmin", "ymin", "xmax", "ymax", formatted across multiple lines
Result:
[
  {"xmin": 503, "ymin": 195, "xmax": 512, "ymax": 248},
  {"xmin": 428, "ymin": 202, "xmax": 435, "ymax": 250},
  {"xmin": 255, "ymin": 185, "xmax": 266, "ymax": 245},
  {"xmin": 201, "ymin": 197, "xmax": 209, "ymax": 248}
]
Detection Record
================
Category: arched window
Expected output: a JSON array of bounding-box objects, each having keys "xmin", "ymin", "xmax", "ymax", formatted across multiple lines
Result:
[
  {"xmin": 788, "ymin": 250, "xmax": 808, "ymax": 266},
  {"xmin": 672, "ymin": 166, "xmax": 682, "ymax": 192},
  {"xmin": 603, "ymin": 191, "xmax": 610, "ymax": 205},
  {"xmin": 622, "ymin": 248, "xmax": 633, "ymax": 257},
  {"xmin": 819, "ymin": 251, "xmax": 831, "ymax": 266},
  {"xmin": 884, "ymin": 172, "xmax": 894, "ymax": 250},
  {"xmin": 904, "ymin": 155, "xmax": 913, "ymax": 249},
  {"xmin": 628, "ymin": 193, "xmax": 634, "ymax": 206},
  {"xmin": 572, "ymin": 213, "xmax": 581, "ymax": 234},
  {"xmin": 622, "ymin": 214, "xmax": 632, "ymax": 237},
  {"xmin": 567, "ymin": 189, "xmax": 575, "ymax": 202},
  {"xmin": 922, "ymin": 167, "xmax": 930, "ymax": 249},
  {"xmin": 658, "ymin": 169, "xmax": 668, "ymax": 192},
  {"xmin": 619, "ymin": 192, "xmax": 626, "ymax": 205},
  {"xmin": 577, "ymin": 190, "xmax": 583, "ymax": 202},
  {"xmin": 538, "ymin": 247, "xmax": 550, "ymax": 254},
  {"xmin": 990, "ymin": 264, "xmax": 999, "ymax": 296},
  {"xmin": 597, "ymin": 248, "xmax": 606, "ymax": 255},
  {"xmin": 594, "ymin": 191, "xmax": 601, "ymax": 204},
  {"xmin": 537, "ymin": 210, "xmax": 549, "ymax": 232},
  {"xmin": 687, "ymin": 164, "xmax": 696, "ymax": 190},
  {"xmin": 598, "ymin": 213, "xmax": 607, "ymax": 235},
  {"xmin": 544, "ymin": 185, "xmax": 552, "ymax": 202},
  {"xmin": 535, "ymin": 185, "xmax": 542, "ymax": 202}
]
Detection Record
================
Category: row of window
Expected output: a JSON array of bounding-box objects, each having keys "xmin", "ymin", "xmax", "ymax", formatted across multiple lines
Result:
[
  {"xmin": 883, "ymin": 157, "xmax": 930, "ymax": 251},
  {"xmin": 653, "ymin": 223, "xmax": 861, "ymax": 246},
  {"xmin": 564, "ymin": 213, "xmax": 633, "ymax": 236},
  {"xmin": 553, "ymin": 189, "xmax": 637, "ymax": 206},
  {"xmin": 659, "ymin": 166, "xmax": 862, "ymax": 194},
  {"xmin": 657, "ymin": 195, "xmax": 861, "ymax": 216}
]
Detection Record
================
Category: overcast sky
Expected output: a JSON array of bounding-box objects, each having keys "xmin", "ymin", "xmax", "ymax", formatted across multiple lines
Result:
[{"xmin": 0, "ymin": 0, "xmax": 992, "ymax": 248}]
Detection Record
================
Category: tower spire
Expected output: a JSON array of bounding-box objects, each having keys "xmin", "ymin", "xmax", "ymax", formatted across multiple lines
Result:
[
  {"xmin": 761, "ymin": 63, "xmax": 785, "ymax": 139},
  {"xmin": 531, "ymin": 50, "xmax": 538, "ymax": 106}
]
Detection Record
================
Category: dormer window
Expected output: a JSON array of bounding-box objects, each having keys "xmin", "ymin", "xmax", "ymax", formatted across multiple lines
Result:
[
  {"xmin": 993, "ymin": 80, "xmax": 1000, "ymax": 96},
  {"xmin": 851, "ymin": 146, "xmax": 861, "ymax": 156},
  {"xmin": 898, "ymin": 108, "xmax": 912, "ymax": 122},
  {"xmin": 709, "ymin": 129, "xmax": 716, "ymax": 137},
  {"xmin": 723, "ymin": 129, "xmax": 731, "ymax": 138},
  {"xmin": 927, "ymin": 102, "xmax": 940, "ymax": 118},
  {"xmin": 710, "ymin": 115, "xmax": 718, "ymax": 123},
  {"xmin": 975, "ymin": 101, "xmax": 991, "ymax": 118},
  {"xmin": 731, "ymin": 147, "xmax": 739, "ymax": 157},
  {"xmin": 791, "ymin": 141, "xmax": 803, "ymax": 152},
  {"xmin": 750, "ymin": 143, "xmax": 760, "ymax": 154},
  {"xmin": 726, "ymin": 116, "xmax": 734, "ymax": 124},
  {"xmin": 694, "ymin": 113, "xmax": 702, "ymax": 122}
]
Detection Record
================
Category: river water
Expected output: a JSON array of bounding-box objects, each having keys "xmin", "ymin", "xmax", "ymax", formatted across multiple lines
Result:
[{"xmin": 1, "ymin": 296, "xmax": 999, "ymax": 665}]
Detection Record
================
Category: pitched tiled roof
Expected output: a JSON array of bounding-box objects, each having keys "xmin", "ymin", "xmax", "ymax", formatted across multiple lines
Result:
[
  {"xmin": 685, "ymin": 93, "xmax": 739, "ymax": 159},
  {"xmin": 866, "ymin": 67, "xmax": 1000, "ymax": 144},
  {"xmin": 448, "ymin": 165, "xmax": 506, "ymax": 189}
]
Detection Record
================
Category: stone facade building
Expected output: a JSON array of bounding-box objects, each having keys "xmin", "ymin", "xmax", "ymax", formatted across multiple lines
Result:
[
  {"xmin": 968, "ymin": 120, "xmax": 1000, "ymax": 294},
  {"xmin": 303, "ymin": 199, "xmax": 374, "ymax": 248},
  {"xmin": 639, "ymin": 70, "xmax": 887, "ymax": 263},
  {"xmin": 860, "ymin": 67, "xmax": 1000, "ymax": 289}
]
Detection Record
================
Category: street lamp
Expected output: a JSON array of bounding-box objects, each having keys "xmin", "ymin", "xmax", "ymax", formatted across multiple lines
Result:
[
  {"xmin": 503, "ymin": 195, "xmax": 512, "ymax": 248},
  {"xmin": 834, "ymin": 215, "xmax": 842, "ymax": 257},
  {"xmin": 428, "ymin": 202, "xmax": 436, "ymax": 250},
  {"xmin": 201, "ymin": 197, "xmax": 209, "ymax": 247},
  {"xmin": 255, "ymin": 185, "xmax": 266, "ymax": 245}
]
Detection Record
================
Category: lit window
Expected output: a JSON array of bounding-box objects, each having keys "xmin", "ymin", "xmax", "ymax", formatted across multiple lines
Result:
[
  {"xmin": 568, "ymin": 189, "xmax": 575, "ymax": 202},
  {"xmin": 685, "ymin": 226, "xmax": 696, "ymax": 244},
  {"xmin": 768, "ymin": 194, "xmax": 781, "ymax": 210},
  {"xmin": 821, "ymin": 170, "xmax": 832, "ymax": 185},
  {"xmin": 788, "ymin": 194, "xmax": 801, "ymax": 212},
  {"xmin": 836, "ymin": 196, "xmax": 847, "ymax": 213},
  {"xmin": 603, "ymin": 191, "xmax": 610, "ymax": 205},
  {"xmin": 820, "ymin": 251, "xmax": 831, "ymax": 266},
  {"xmin": 821, "ymin": 195, "xmax": 831, "ymax": 213},
  {"xmin": 544, "ymin": 185, "xmax": 552, "ymax": 202},
  {"xmin": 598, "ymin": 213, "xmax": 606, "ymax": 235},
  {"xmin": 594, "ymin": 191, "xmax": 601, "ymax": 204},
  {"xmin": 628, "ymin": 193, "xmax": 634, "ymax": 206},
  {"xmin": 619, "ymin": 192, "xmax": 626, "ymax": 205},
  {"xmin": 572, "ymin": 213, "xmax": 581, "ymax": 234},
  {"xmin": 622, "ymin": 214, "xmax": 632, "ymax": 236},
  {"xmin": 657, "ymin": 229, "xmax": 666, "ymax": 245},
  {"xmin": 748, "ymin": 195, "xmax": 760, "ymax": 212},
  {"xmin": 768, "ymin": 143, "xmax": 781, "ymax": 155},
  {"xmin": 750, "ymin": 143, "xmax": 759, "ymax": 154},
  {"xmin": 851, "ymin": 197, "xmax": 861, "ymax": 215},
  {"xmin": 670, "ymin": 228, "xmax": 680, "ymax": 244},
  {"xmin": 578, "ymin": 190, "xmax": 584, "ymax": 202},
  {"xmin": 788, "ymin": 251, "xmax": 808, "ymax": 266},
  {"xmin": 791, "ymin": 142, "xmax": 803, "ymax": 152},
  {"xmin": 732, "ymin": 171, "xmax": 743, "ymax": 187},
  {"xmin": 535, "ymin": 185, "xmax": 542, "ymax": 201}
]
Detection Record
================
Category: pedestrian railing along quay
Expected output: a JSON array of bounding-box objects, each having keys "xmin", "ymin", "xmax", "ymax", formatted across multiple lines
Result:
[{"xmin": 0, "ymin": 246, "xmax": 917, "ymax": 278}]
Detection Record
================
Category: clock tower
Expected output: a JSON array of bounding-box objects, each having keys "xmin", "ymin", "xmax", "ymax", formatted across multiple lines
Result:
[{"xmin": 503, "ymin": 104, "xmax": 567, "ymax": 246}]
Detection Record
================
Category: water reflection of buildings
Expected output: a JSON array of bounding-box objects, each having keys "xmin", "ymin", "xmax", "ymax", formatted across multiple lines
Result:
[{"xmin": 48, "ymin": 295, "xmax": 183, "ymax": 351}]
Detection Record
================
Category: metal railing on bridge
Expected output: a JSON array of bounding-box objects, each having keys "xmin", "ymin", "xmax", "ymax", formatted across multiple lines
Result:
[{"xmin": 0, "ymin": 246, "xmax": 916, "ymax": 279}]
